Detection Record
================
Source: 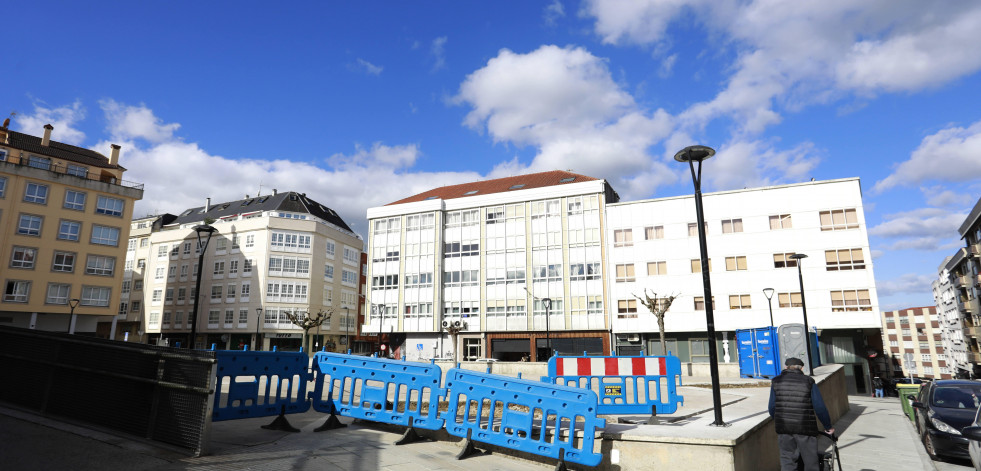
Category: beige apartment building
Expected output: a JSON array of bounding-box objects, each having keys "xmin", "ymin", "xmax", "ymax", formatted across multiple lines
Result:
[
  {"xmin": 0, "ymin": 122, "xmax": 143, "ymax": 334},
  {"xmin": 881, "ymin": 306, "xmax": 951, "ymax": 380},
  {"xmin": 128, "ymin": 191, "xmax": 363, "ymax": 351}
]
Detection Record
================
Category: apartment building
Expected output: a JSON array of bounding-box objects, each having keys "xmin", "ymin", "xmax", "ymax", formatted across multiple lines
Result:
[
  {"xmin": 365, "ymin": 171, "xmax": 619, "ymax": 362},
  {"xmin": 0, "ymin": 122, "xmax": 142, "ymax": 334},
  {"xmin": 932, "ymin": 196, "xmax": 981, "ymax": 378},
  {"xmin": 129, "ymin": 191, "xmax": 363, "ymax": 350},
  {"xmin": 607, "ymin": 178, "xmax": 881, "ymax": 392},
  {"xmin": 881, "ymin": 306, "xmax": 950, "ymax": 380}
]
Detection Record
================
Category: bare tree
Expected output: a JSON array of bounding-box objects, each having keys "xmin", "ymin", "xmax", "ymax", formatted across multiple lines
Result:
[
  {"xmin": 286, "ymin": 308, "xmax": 333, "ymax": 356},
  {"xmin": 442, "ymin": 321, "xmax": 465, "ymax": 363},
  {"xmin": 633, "ymin": 290, "xmax": 678, "ymax": 356}
]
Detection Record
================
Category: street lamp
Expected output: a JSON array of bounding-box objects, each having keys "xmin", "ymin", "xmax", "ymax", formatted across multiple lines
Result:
[
  {"xmin": 255, "ymin": 307, "xmax": 263, "ymax": 351},
  {"xmin": 542, "ymin": 297, "xmax": 552, "ymax": 360},
  {"xmin": 789, "ymin": 253, "xmax": 813, "ymax": 376},
  {"xmin": 189, "ymin": 223, "xmax": 218, "ymax": 349},
  {"xmin": 377, "ymin": 303, "xmax": 385, "ymax": 355},
  {"xmin": 674, "ymin": 144, "xmax": 727, "ymax": 427},
  {"xmin": 67, "ymin": 298, "xmax": 80, "ymax": 334},
  {"xmin": 763, "ymin": 288, "xmax": 775, "ymax": 328}
]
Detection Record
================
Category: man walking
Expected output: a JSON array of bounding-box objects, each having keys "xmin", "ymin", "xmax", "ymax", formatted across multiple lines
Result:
[
  {"xmin": 872, "ymin": 376, "xmax": 884, "ymax": 397},
  {"xmin": 768, "ymin": 357, "xmax": 835, "ymax": 471}
]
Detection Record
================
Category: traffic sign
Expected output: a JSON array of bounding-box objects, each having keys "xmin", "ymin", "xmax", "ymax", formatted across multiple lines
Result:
[{"xmin": 381, "ymin": 344, "xmax": 387, "ymax": 350}]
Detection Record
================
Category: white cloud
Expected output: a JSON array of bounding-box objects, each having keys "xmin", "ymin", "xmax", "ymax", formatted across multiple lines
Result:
[
  {"xmin": 874, "ymin": 120, "xmax": 981, "ymax": 192},
  {"xmin": 544, "ymin": 0, "xmax": 565, "ymax": 26},
  {"xmin": 876, "ymin": 273, "xmax": 936, "ymax": 297},
  {"xmin": 584, "ymin": 1, "xmax": 981, "ymax": 135},
  {"xmin": 923, "ymin": 187, "xmax": 973, "ymax": 208},
  {"xmin": 352, "ymin": 58, "xmax": 383, "ymax": 76},
  {"xmin": 431, "ymin": 37, "xmax": 448, "ymax": 71},
  {"xmin": 658, "ymin": 54, "xmax": 677, "ymax": 78},
  {"xmin": 704, "ymin": 139, "xmax": 821, "ymax": 191},
  {"xmin": 453, "ymin": 45, "xmax": 674, "ymax": 198},
  {"xmin": 13, "ymin": 101, "xmax": 87, "ymax": 145},
  {"xmin": 101, "ymin": 99, "xmax": 180, "ymax": 143},
  {"xmin": 868, "ymin": 207, "xmax": 966, "ymax": 250}
]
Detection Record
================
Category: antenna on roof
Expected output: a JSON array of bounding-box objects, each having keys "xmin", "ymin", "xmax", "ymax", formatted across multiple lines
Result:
[{"xmin": 257, "ymin": 180, "xmax": 264, "ymax": 197}]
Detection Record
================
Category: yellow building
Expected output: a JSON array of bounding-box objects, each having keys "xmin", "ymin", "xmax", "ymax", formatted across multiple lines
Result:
[{"xmin": 0, "ymin": 122, "xmax": 143, "ymax": 334}]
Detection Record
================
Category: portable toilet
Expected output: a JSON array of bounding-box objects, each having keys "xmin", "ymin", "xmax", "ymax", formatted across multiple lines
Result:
[
  {"xmin": 736, "ymin": 326, "xmax": 780, "ymax": 378},
  {"xmin": 777, "ymin": 323, "xmax": 820, "ymax": 375}
]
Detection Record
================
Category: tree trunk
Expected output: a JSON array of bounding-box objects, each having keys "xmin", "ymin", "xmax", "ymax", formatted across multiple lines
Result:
[{"xmin": 658, "ymin": 316, "xmax": 667, "ymax": 356}]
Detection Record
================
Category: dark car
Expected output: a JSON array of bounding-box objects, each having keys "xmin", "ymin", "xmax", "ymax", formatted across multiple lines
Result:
[{"xmin": 910, "ymin": 380, "xmax": 981, "ymax": 460}]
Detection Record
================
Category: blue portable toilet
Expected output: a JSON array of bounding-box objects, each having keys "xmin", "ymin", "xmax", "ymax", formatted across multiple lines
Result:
[{"xmin": 736, "ymin": 326, "xmax": 780, "ymax": 379}]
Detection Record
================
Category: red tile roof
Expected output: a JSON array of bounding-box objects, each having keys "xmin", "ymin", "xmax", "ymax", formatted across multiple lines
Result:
[{"xmin": 386, "ymin": 170, "xmax": 600, "ymax": 205}]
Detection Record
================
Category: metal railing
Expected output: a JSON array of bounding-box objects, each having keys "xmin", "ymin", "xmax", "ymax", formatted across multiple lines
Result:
[{"xmin": 0, "ymin": 153, "xmax": 144, "ymax": 190}]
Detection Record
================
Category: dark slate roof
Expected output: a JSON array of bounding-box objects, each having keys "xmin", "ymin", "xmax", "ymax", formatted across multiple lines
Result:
[
  {"xmin": 387, "ymin": 170, "xmax": 607, "ymax": 205},
  {"xmin": 170, "ymin": 191, "xmax": 354, "ymax": 233},
  {"xmin": 3, "ymin": 129, "xmax": 119, "ymax": 169},
  {"xmin": 958, "ymin": 196, "xmax": 981, "ymax": 238}
]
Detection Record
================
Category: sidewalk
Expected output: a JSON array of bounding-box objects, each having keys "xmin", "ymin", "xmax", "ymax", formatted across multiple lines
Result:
[{"xmin": 0, "ymin": 390, "xmax": 942, "ymax": 470}]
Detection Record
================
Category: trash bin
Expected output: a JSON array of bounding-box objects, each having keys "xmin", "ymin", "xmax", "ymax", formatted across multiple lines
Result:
[{"xmin": 897, "ymin": 384, "xmax": 921, "ymax": 422}]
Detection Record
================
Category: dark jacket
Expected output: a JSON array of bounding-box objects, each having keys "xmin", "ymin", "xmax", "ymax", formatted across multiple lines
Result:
[{"xmin": 768, "ymin": 368, "xmax": 832, "ymax": 435}]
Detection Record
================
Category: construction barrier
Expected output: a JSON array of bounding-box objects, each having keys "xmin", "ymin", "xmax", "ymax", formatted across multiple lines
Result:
[
  {"xmin": 212, "ymin": 349, "xmax": 312, "ymax": 431},
  {"xmin": 541, "ymin": 353, "xmax": 685, "ymax": 416},
  {"xmin": 310, "ymin": 352, "xmax": 445, "ymax": 436},
  {"xmin": 444, "ymin": 368, "xmax": 606, "ymax": 468}
]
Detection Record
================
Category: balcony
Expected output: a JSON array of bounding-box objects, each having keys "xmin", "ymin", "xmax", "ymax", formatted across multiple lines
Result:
[
  {"xmin": 0, "ymin": 153, "xmax": 144, "ymax": 190},
  {"xmin": 970, "ymin": 352, "xmax": 981, "ymax": 364},
  {"xmin": 956, "ymin": 275, "xmax": 971, "ymax": 288},
  {"xmin": 969, "ymin": 243, "xmax": 980, "ymax": 258}
]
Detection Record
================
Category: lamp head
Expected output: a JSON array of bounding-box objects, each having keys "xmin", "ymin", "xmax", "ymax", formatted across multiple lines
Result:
[
  {"xmin": 542, "ymin": 297, "xmax": 552, "ymax": 309},
  {"xmin": 256, "ymin": 307, "xmax": 263, "ymax": 315},
  {"xmin": 763, "ymin": 288, "xmax": 774, "ymax": 299},
  {"xmin": 674, "ymin": 145, "xmax": 716, "ymax": 163},
  {"xmin": 789, "ymin": 253, "xmax": 808, "ymax": 261}
]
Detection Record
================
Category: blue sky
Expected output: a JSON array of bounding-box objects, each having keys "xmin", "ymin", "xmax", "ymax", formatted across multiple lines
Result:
[{"xmin": 4, "ymin": 1, "xmax": 981, "ymax": 311}]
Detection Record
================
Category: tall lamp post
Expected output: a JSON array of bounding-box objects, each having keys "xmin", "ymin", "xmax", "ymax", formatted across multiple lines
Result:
[
  {"xmin": 189, "ymin": 224, "xmax": 218, "ymax": 349},
  {"xmin": 255, "ymin": 307, "xmax": 263, "ymax": 351},
  {"xmin": 763, "ymin": 288, "xmax": 775, "ymax": 328},
  {"xmin": 542, "ymin": 297, "xmax": 552, "ymax": 360},
  {"xmin": 377, "ymin": 303, "xmax": 386, "ymax": 355},
  {"xmin": 675, "ymin": 144, "xmax": 727, "ymax": 427},
  {"xmin": 789, "ymin": 253, "xmax": 813, "ymax": 375},
  {"xmin": 67, "ymin": 298, "xmax": 80, "ymax": 334}
]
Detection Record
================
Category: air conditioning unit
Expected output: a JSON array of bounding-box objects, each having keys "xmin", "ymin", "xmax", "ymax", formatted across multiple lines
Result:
[
  {"xmin": 441, "ymin": 320, "xmax": 451, "ymax": 329},
  {"xmin": 453, "ymin": 320, "xmax": 463, "ymax": 328}
]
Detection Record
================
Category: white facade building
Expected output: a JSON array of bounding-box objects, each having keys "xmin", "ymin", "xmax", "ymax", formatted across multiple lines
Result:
[
  {"xmin": 126, "ymin": 191, "xmax": 363, "ymax": 351},
  {"xmin": 605, "ymin": 178, "xmax": 880, "ymax": 391}
]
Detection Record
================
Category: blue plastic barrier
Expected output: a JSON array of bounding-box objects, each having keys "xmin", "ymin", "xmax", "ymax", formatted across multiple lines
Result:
[
  {"xmin": 212, "ymin": 349, "xmax": 312, "ymax": 424},
  {"xmin": 541, "ymin": 353, "xmax": 684, "ymax": 415},
  {"xmin": 310, "ymin": 351, "xmax": 445, "ymax": 432},
  {"xmin": 443, "ymin": 368, "xmax": 606, "ymax": 467}
]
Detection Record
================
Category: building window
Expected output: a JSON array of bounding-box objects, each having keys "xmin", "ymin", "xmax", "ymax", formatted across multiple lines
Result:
[
  {"xmin": 729, "ymin": 294, "xmax": 752, "ymax": 309},
  {"xmin": 157, "ymin": 245, "xmax": 168, "ymax": 258},
  {"xmin": 270, "ymin": 231, "xmax": 312, "ymax": 252},
  {"xmin": 778, "ymin": 292, "xmax": 803, "ymax": 308},
  {"xmin": 80, "ymin": 286, "xmax": 111, "ymax": 306},
  {"xmin": 229, "ymin": 259, "xmax": 238, "ymax": 275},
  {"xmin": 85, "ymin": 255, "xmax": 115, "ymax": 276},
  {"xmin": 645, "ymin": 226, "xmax": 664, "ymax": 240},
  {"xmin": 4, "ymin": 280, "xmax": 31, "ymax": 302},
  {"xmin": 694, "ymin": 296, "xmax": 715, "ymax": 311},
  {"xmin": 177, "ymin": 287, "xmax": 187, "ymax": 303},
  {"xmin": 240, "ymin": 282, "xmax": 250, "ymax": 299},
  {"xmin": 324, "ymin": 264, "xmax": 334, "ymax": 280},
  {"xmin": 725, "ymin": 256, "xmax": 748, "ymax": 271},
  {"xmin": 64, "ymin": 190, "xmax": 86, "ymax": 210},
  {"xmin": 617, "ymin": 299, "xmax": 638, "ymax": 318},
  {"xmin": 0, "ymin": 176, "xmax": 6, "ymax": 197},
  {"xmin": 131, "ymin": 300, "xmax": 141, "ymax": 312},
  {"xmin": 52, "ymin": 251, "xmax": 76, "ymax": 272},
  {"xmin": 94, "ymin": 195, "xmax": 125, "ymax": 217},
  {"xmin": 24, "ymin": 182, "xmax": 49, "ymax": 204},
  {"xmin": 224, "ymin": 309, "xmax": 234, "ymax": 325},
  {"xmin": 825, "ymin": 248, "xmax": 865, "ymax": 270},
  {"xmin": 183, "ymin": 242, "xmax": 191, "ymax": 255},
  {"xmin": 208, "ymin": 310, "xmax": 220, "ymax": 326},
  {"xmin": 615, "ymin": 264, "xmax": 636, "ymax": 282},
  {"xmin": 245, "ymin": 234, "xmax": 255, "ymax": 249},
  {"xmin": 773, "ymin": 253, "xmax": 798, "ymax": 268},
  {"xmin": 569, "ymin": 262, "xmax": 601, "ymax": 280},
  {"xmin": 154, "ymin": 267, "xmax": 165, "ymax": 280},
  {"xmin": 66, "ymin": 164, "xmax": 88, "ymax": 177},
  {"xmin": 238, "ymin": 309, "xmax": 249, "ymax": 325},
  {"xmin": 28, "ymin": 155, "xmax": 51, "ymax": 170},
  {"xmin": 614, "ymin": 229, "xmax": 633, "ymax": 247},
  {"xmin": 211, "ymin": 286, "xmax": 223, "ymax": 301},
  {"xmin": 819, "ymin": 208, "xmax": 859, "ymax": 231},
  {"xmin": 215, "ymin": 238, "xmax": 227, "ymax": 252},
  {"xmin": 165, "ymin": 288, "xmax": 174, "ymax": 303},
  {"xmin": 341, "ymin": 269, "xmax": 357, "ymax": 285},
  {"xmin": 830, "ymin": 289, "xmax": 872, "ymax": 311},
  {"xmin": 10, "ymin": 247, "xmax": 37, "ymax": 269},
  {"xmin": 902, "ymin": 329, "xmax": 911, "ymax": 337},
  {"xmin": 769, "ymin": 214, "xmax": 792, "ymax": 230},
  {"xmin": 58, "ymin": 220, "xmax": 81, "ymax": 241},
  {"xmin": 688, "ymin": 222, "xmax": 708, "ymax": 237},
  {"xmin": 690, "ymin": 258, "xmax": 712, "ymax": 273},
  {"xmin": 243, "ymin": 259, "xmax": 253, "ymax": 274},
  {"xmin": 18, "ymin": 214, "xmax": 43, "ymax": 236},
  {"xmin": 647, "ymin": 261, "xmax": 667, "ymax": 276},
  {"xmin": 213, "ymin": 261, "xmax": 226, "ymax": 276},
  {"xmin": 91, "ymin": 225, "xmax": 120, "ymax": 246},
  {"xmin": 343, "ymin": 247, "xmax": 358, "ymax": 264},
  {"xmin": 721, "ymin": 218, "xmax": 743, "ymax": 233},
  {"xmin": 691, "ymin": 339, "xmax": 710, "ymax": 363}
]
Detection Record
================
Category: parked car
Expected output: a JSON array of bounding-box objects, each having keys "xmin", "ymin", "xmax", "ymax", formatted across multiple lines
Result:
[
  {"xmin": 910, "ymin": 380, "xmax": 981, "ymax": 460},
  {"xmin": 962, "ymin": 406, "xmax": 981, "ymax": 470}
]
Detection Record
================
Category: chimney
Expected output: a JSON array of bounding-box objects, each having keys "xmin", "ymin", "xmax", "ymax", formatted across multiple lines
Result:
[
  {"xmin": 273, "ymin": 189, "xmax": 278, "ymax": 195},
  {"xmin": 109, "ymin": 144, "xmax": 121, "ymax": 166},
  {"xmin": 205, "ymin": 197, "xmax": 211, "ymax": 212},
  {"xmin": 42, "ymin": 124, "xmax": 53, "ymax": 146}
]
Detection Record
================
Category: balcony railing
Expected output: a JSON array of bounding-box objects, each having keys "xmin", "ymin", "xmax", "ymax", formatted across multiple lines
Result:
[{"xmin": 1, "ymin": 153, "xmax": 144, "ymax": 190}]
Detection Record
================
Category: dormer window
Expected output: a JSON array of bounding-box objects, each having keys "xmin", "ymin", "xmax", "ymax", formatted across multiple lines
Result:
[
  {"xmin": 424, "ymin": 196, "xmax": 438, "ymax": 200},
  {"xmin": 464, "ymin": 190, "xmax": 478, "ymax": 195},
  {"xmin": 508, "ymin": 184, "xmax": 525, "ymax": 190},
  {"xmin": 559, "ymin": 177, "xmax": 575, "ymax": 183}
]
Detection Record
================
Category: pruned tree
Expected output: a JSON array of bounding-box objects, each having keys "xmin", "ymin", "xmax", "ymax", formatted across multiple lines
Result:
[
  {"xmin": 286, "ymin": 308, "xmax": 333, "ymax": 356},
  {"xmin": 442, "ymin": 321, "xmax": 465, "ymax": 363},
  {"xmin": 633, "ymin": 290, "xmax": 678, "ymax": 356}
]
